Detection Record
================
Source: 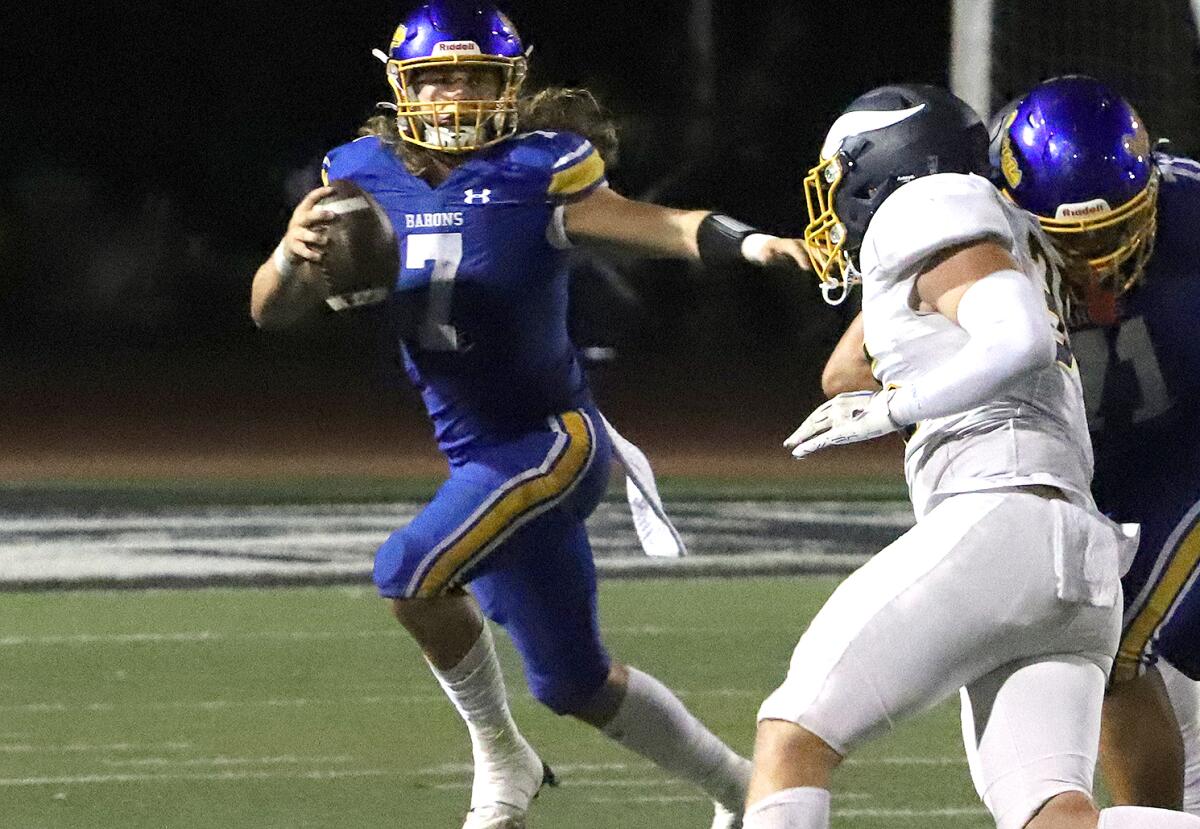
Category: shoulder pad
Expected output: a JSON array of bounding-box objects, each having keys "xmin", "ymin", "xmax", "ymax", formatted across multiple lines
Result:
[
  {"xmin": 860, "ymin": 173, "xmax": 1013, "ymax": 281},
  {"xmin": 505, "ymin": 131, "xmax": 606, "ymax": 201},
  {"xmin": 322, "ymin": 136, "xmax": 385, "ymax": 184}
]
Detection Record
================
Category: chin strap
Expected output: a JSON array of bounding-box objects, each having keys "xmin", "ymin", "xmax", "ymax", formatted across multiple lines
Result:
[
  {"xmin": 820, "ymin": 278, "xmax": 852, "ymax": 306},
  {"xmin": 818, "ymin": 257, "xmax": 860, "ymax": 306}
]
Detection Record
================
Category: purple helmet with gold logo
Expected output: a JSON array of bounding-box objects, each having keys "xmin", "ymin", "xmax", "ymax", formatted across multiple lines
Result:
[
  {"xmin": 383, "ymin": 1, "xmax": 527, "ymax": 152},
  {"xmin": 996, "ymin": 75, "xmax": 1158, "ymax": 293}
]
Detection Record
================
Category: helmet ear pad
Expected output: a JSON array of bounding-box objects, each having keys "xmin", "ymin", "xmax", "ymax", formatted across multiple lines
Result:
[{"xmin": 831, "ymin": 136, "xmax": 908, "ymax": 255}]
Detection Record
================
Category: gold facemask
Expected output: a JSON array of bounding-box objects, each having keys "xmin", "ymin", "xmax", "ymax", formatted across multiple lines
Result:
[
  {"xmin": 1036, "ymin": 171, "xmax": 1159, "ymax": 295},
  {"xmin": 387, "ymin": 54, "xmax": 527, "ymax": 153},
  {"xmin": 803, "ymin": 154, "xmax": 856, "ymax": 305}
]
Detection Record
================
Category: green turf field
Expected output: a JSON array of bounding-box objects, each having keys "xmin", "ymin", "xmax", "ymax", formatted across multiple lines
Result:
[{"xmin": 0, "ymin": 577, "xmax": 994, "ymax": 828}]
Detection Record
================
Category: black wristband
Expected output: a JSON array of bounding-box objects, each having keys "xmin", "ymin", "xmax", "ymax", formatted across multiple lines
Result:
[{"xmin": 696, "ymin": 212, "xmax": 760, "ymax": 268}]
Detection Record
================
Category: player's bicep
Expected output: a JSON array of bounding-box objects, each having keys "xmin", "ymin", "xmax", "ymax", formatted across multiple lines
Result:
[
  {"xmin": 561, "ymin": 184, "xmax": 624, "ymax": 241},
  {"xmin": 916, "ymin": 240, "xmax": 1018, "ymax": 323}
]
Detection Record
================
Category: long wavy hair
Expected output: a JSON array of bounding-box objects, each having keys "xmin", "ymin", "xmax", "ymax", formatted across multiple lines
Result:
[{"xmin": 359, "ymin": 86, "xmax": 619, "ymax": 180}]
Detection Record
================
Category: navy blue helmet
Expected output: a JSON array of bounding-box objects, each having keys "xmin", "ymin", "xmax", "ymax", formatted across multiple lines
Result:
[
  {"xmin": 995, "ymin": 75, "xmax": 1158, "ymax": 293},
  {"xmin": 383, "ymin": 2, "xmax": 527, "ymax": 152},
  {"xmin": 803, "ymin": 83, "xmax": 990, "ymax": 303}
]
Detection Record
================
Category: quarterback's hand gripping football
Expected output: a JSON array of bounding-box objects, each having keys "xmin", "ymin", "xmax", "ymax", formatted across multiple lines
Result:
[
  {"xmin": 275, "ymin": 185, "xmax": 337, "ymax": 279},
  {"xmin": 784, "ymin": 389, "xmax": 900, "ymax": 459}
]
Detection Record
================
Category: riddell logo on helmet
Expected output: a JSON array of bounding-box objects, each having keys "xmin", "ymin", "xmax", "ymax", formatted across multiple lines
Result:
[
  {"xmin": 433, "ymin": 41, "xmax": 482, "ymax": 54},
  {"xmin": 1055, "ymin": 199, "xmax": 1112, "ymax": 220}
]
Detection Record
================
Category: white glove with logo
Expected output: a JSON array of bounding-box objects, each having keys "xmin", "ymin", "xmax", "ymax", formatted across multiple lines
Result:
[{"xmin": 784, "ymin": 389, "xmax": 901, "ymax": 459}]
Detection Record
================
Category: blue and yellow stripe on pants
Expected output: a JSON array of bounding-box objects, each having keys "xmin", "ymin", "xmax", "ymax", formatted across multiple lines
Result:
[
  {"xmin": 405, "ymin": 410, "xmax": 596, "ymax": 598},
  {"xmin": 1113, "ymin": 504, "xmax": 1200, "ymax": 683}
]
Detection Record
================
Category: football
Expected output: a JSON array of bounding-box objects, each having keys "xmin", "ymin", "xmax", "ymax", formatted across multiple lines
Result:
[{"xmin": 312, "ymin": 179, "xmax": 399, "ymax": 311}]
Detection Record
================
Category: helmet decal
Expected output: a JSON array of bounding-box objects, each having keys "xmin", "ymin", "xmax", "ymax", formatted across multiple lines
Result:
[
  {"xmin": 1054, "ymin": 198, "xmax": 1112, "ymax": 221},
  {"xmin": 998, "ymin": 111, "xmax": 1022, "ymax": 189},
  {"xmin": 430, "ymin": 40, "xmax": 483, "ymax": 54},
  {"xmin": 820, "ymin": 104, "xmax": 926, "ymax": 160},
  {"xmin": 389, "ymin": 24, "xmax": 408, "ymax": 51}
]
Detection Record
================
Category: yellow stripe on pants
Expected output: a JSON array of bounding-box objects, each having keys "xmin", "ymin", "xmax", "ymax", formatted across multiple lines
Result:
[
  {"xmin": 1114, "ymin": 519, "xmax": 1200, "ymax": 683},
  {"xmin": 415, "ymin": 411, "xmax": 594, "ymax": 598}
]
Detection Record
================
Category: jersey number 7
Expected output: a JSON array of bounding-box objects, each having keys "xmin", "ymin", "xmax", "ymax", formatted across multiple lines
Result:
[{"xmin": 406, "ymin": 233, "xmax": 464, "ymax": 351}]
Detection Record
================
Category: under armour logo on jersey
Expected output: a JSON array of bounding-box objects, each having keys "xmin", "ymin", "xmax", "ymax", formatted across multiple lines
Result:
[{"xmin": 464, "ymin": 189, "xmax": 492, "ymax": 204}]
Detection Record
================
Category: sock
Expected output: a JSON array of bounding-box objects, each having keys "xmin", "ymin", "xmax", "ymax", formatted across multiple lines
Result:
[
  {"xmin": 1161, "ymin": 661, "xmax": 1200, "ymax": 816},
  {"xmin": 744, "ymin": 787, "xmax": 831, "ymax": 829},
  {"xmin": 426, "ymin": 624, "xmax": 540, "ymax": 809},
  {"xmin": 1099, "ymin": 806, "xmax": 1200, "ymax": 827},
  {"xmin": 600, "ymin": 666, "xmax": 750, "ymax": 812}
]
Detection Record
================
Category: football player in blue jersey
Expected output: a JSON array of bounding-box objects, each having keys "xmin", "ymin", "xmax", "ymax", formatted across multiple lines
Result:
[
  {"xmin": 995, "ymin": 75, "xmax": 1200, "ymax": 816},
  {"xmin": 251, "ymin": 3, "xmax": 809, "ymax": 828}
]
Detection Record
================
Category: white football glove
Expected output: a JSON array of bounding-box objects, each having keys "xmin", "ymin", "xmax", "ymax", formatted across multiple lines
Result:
[{"xmin": 784, "ymin": 389, "xmax": 901, "ymax": 459}]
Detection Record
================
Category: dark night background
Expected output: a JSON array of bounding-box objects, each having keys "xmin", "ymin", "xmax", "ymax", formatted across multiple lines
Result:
[{"xmin": 2, "ymin": 1, "xmax": 1195, "ymax": 481}]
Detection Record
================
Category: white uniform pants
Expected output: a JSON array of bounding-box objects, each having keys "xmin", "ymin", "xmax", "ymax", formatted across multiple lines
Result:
[{"xmin": 759, "ymin": 490, "xmax": 1124, "ymax": 829}]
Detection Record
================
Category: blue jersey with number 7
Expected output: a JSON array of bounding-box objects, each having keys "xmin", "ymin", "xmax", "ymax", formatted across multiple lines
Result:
[{"xmin": 322, "ymin": 130, "xmax": 607, "ymax": 460}]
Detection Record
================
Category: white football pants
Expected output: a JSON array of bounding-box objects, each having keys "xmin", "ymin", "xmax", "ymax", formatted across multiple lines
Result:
[
  {"xmin": 1162, "ymin": 660, "xmax": 1200, "ymax": 816},
  {"xmin": 758, "ymin": 490, "xmax": 1123, "ymax": 829}
]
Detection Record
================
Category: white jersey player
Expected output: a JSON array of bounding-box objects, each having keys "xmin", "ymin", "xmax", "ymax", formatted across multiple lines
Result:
[
  {"xmin": 742, "ymin": 84, "xmax": 1200, "ymax": 829},
  {"xmin": 858, "ymin": 172, "xmax": 1092, "ymax": 519}
]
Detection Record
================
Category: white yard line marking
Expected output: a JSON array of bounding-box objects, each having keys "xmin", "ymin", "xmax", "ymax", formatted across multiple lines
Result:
[
  {"xmin": 0, "ymin": 625, "xmax": 782, "ymax": 648},
  {"xmin": 0, "ymin": 769, "xmax": 397, "ymax": 786},
  {"xmin": 582, "ymin": 793, "xmax": 877, "ymax": 805},
  {"xmin": 100, "ymin": 755, "xmax": 352, "ymax": 769},
  {"xmin": 836, "ymin": 807, "xmax": 988, "ymax": 817},
  {"xmin": 419, "ymin": 761, "xmax": 638, "ymax": 775},
  {"xmin": 0, "ymin": 513, "xmax": 417, "ymax": 534},
  {"xmin": 587, "ymin": 795, "xmax": 702, "ymax": 803},
  {"xmin": 846, "ymin": 756, "xmax": 966, "ymax": 766},
  {"xmin": 0, "ymin": 687, "xmax": 761, "ymax": 715},
  {"xmin": 0, "ymin": 630, "xmax": 399, "ymax": 647},
  {"xmin": 0, "ymin": 533, "xmax": 388, "ymax": 554},
  {"xmin": 0, "ymin": 695, "xmax": 441, "ymax": 714},
  {"xmin": 432, "ymin": 778, "xmax": 687, "ymax": 791},
  {"xmin": 0, "ymin": 741, "xmax": 192, "ymax": 754}
]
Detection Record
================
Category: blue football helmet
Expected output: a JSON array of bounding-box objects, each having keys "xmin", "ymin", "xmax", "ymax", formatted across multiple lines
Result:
[
  {"xmin": 996, "ymin": 75, "xmax": 1158, "ymax": 294},
  {"xmin": 383, "ymin": 1, "xmax": 527, "ymax": 152}
]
